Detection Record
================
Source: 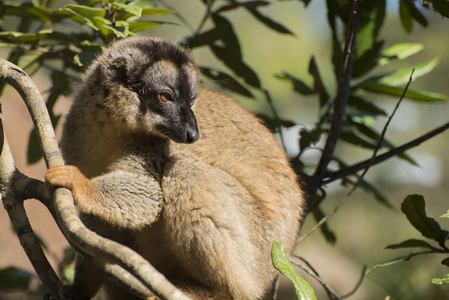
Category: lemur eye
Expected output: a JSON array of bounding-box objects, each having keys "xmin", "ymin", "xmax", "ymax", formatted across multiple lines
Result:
[{"xmin": 159, "ymin": 92, "xmax": 173, "ymax": 103}]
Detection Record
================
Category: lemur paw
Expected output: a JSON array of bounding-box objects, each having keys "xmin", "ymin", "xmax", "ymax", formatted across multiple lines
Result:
[{"xmin": 45, "ymin": 166, "xmax": 96, "ymax": 207}]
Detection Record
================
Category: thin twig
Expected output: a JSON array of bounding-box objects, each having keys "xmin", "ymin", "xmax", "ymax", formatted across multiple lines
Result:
[
  {"xmin": 306, "ymin": 0, "xmax": 361, "ymax": 204},
  {"xmin": 297, "ymin": 68, "xmax": 414, "ymax": 244},
  {"xmin": 341, "ymin": 266, "xmax": 367, "ymax": 299},
  {"xmin": 323, "ymin": 119, "xmax": 449, "ymax": 184},
  {"xmin": 290, "ymin": 256, "xmax": 341, "ymax": 300},
  {"xmin": 271, "ymin": 274, "xmax": 280, "ymax": 300},
  {"xmin": 194, "ymin": 0, "xmax": 216, "ymax": 36}
]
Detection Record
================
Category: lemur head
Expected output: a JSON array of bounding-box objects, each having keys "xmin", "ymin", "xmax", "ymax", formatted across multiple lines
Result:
[{"xmin": 87, "ymin": 36, "xmax": 200, "ymax": 144}]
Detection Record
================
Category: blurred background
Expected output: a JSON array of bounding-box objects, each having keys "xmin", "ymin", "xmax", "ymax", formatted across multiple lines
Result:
[{"xmin": 1, "ymin": 0, "xmax": 449, "ymax": 299}]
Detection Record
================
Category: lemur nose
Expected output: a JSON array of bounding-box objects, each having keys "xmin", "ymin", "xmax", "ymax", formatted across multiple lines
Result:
[{"xmin": 185, "ymin": 127, "xmax": 199, "ymax": 143}]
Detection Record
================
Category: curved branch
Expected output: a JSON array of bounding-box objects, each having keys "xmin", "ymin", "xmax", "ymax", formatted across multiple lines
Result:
[
  {"xmin": 0, "ymin": 127, "xmax": 64, "ymax": 299},
  {"xmin": 0, "ymin": 58, "xmax": 190, "ymax": 300},
  {"xmin": 306, "ymin": 0, "xmax": 361, "ymax": 204}
]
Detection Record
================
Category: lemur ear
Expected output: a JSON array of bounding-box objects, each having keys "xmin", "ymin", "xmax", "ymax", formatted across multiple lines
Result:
[{"xmin": 106, "ymin": 56, "xmax": 131, "ymax": 83}]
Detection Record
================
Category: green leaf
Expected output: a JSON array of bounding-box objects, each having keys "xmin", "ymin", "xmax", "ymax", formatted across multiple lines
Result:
[
  {"xmin": 0, "ymin": 29, "xmax": 53, "ymax": 42},
  {"xmin": 0, "ymin": 267, "xmax": 35, "ymax": 290},
  {"xmin": 357, "ymin": 83, "xmax": 449, "ymax": 102},
  {"xmin": 62, "ymin": 264, "xmax": 75, "ymax": 283},
  {"xmin": 141, "ymin": 8, "xmax": 174, "ymax": 16},
  {"xmin": 441, "ymin": 257, "xmax": 449, "ymax": 267},
  {"xmin": 64, "ymin": 4, "xmax": 105, "ymax": 20},
  {"xmin": 366, "ymin": 254, "xmax": 414, "ymax": 274},
  {"xmin": 379, "ymin": 43, "xmax": 423, "ymax": 65},
  {"xmin": 0, "ymin": 43, "xmax": 22, "ymax": 48},
  {"xmin": 352, "ymin": 41, "xmax": 384, "ymax": 78},
  {"xmin": 212, "ymin": 14, "xmax": 242, "ymax": 59},
  {"xmin": 347, "ymin": 117, "xmax": 418, "ymax": 166},
  {"xmin": 8, "ymin": 49, "xmax": 45, "ymax": 76},
  {"xmin": 441, "ymin": 210, "xmax": 449, "ymax": 218},
  {"xmin": 340, "ymin": 130, "xmax": 377, "ymax": 149},
  {"xmin": 184, "ymin": 28, "xmax": 223, "ymax": 49},
  {"xmin": 432, "ymin": 273, "xmax": 449, "ymax": 285},
  {"xmin": 129, "ymin": 21, "xmax": 169, "ymax": 32},
  {"xmin": 103, "ymin": 23, "xmax": 131, "ymax": 38},
  {"xmin": 245, "ymin": 7, "xmax": 293, "ymax": 35},
  {"xmin": 379, "ymin": 58, "xmax": 439, "ymax": 86},
  {"xmin": 257, "ymin": 114, "xmax": 297, "ymax": 132},
  {"xmin": 1, "ymin": 3, "xmax": 51, "ymax": 23},
  {"xmin": 276, "ymin": 72, "xmax": 315, "ymax": 95},
  {"xmin": 301, "ymin": 0, "xmax": 312, "ymax": 7},
  {"xmin": 63, "ymin": 8, "xmax": 100, "ymax": 30},
  {"xmin": 272, "ymin": 241, "xmax": 317, "ymax": 300},
  {"xmin": 399, "ymin": 0, "xmax": 429, "ymax": 32},
  {"xmin": 27, "ymin": 128, "xmax": 43, "ymax": 164},
  {"xmin": 210, "ymin": 45, "xmax": 260, "ymax": 88},
  {"xmin": 110, "ymin": 2, "xmax": 142, "ymax": 17},
  {"xmin": 216, "ymin": 1, "xmax": 269, "ymax": 13},
  {"xmin": 92, "ymin": 17, "xmax": 112, "ymax": 36},
  {"xmin": 201, "ymin": 67, "xmax": 253, "ymax": 98},
  {"xmin": 355, "ymin": 1, "xmax": 385, "ymax": 60},
  {"xmin": 308, "ymin": 56, "xmax": 329, "ymax": 108},
  {"xmin": 357, "ymin": 179, "xmax": 391, "ymax": 207},
  {"xmin": 401, "ymin": 194, "xmax": 449, "ymax": 243},
  {"xmin": 299, "ymin": 126, "xmax": 323, "ymax": 151},
  {"xmin": 427, "ymin": 0, "xmax": 449, "ymax": 18},
  {"xmin": 386, "ymin": 239, "xmax": 441, "ymax": 251},
  {"xmin": 409, "ymin": 2, "xmax": 428, "ymax": 27},
  {"xmin": 311, "ymin": 206, "xmax": 336, "ymax": 244},
  {"xmin": 336, "ymin": 167, "xmax": 392, "ymax": 207},
  {"xmin": 399, "ymin": 0, "xmax": 413, "ymax": 33},
  {"xmin": 347, "ymin": 96, "xmax": 387, "ymax": 116}
]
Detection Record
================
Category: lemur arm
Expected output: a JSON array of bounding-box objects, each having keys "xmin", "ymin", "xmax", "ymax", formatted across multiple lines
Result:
[{"xmin": 45, "ymin": 165, "xmax": 163, "ymax": 229}]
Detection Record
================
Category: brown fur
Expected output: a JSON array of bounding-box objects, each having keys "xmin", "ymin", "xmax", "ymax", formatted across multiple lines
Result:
[{"xmin": 45, "ymin": 36, "xmax": 305, "ymax": 300}]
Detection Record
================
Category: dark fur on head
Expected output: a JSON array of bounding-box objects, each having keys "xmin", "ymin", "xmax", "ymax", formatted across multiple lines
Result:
[
  {"xmin": 99, "ymin": 37, "xmax": 197, "ymax": 86},
  {"xmin": 78, "ymin": 36, "xmax": 200, "ymax": 144}
]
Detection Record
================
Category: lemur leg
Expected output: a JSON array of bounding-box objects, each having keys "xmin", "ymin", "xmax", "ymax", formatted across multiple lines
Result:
[{"xmin": 161, "ymin": 153, "xmax": 267, "ymax": 299}]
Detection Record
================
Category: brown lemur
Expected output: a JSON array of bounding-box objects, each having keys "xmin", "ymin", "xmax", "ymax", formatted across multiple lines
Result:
[{"xmin": 45, "ymin": 36, "xmax": 306, "ymax": 300}]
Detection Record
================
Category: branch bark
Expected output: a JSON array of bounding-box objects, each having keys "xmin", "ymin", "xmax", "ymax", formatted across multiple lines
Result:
[
  {"xmin": 322, "ymin": 120, "xmax": 449, "ymax": 184},
  {"xmin": 0, "ymin": 127, "xmax": 65, "ymax": 299},
  {"xmin": 0, "ymin": 58, "xmax": 190, "ymax": 300},
  {"xmin": 306, "ymin": 0, "xmax": 361, "ymax": 205}
]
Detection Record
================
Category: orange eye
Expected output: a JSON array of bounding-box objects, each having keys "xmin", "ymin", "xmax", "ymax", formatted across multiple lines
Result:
[
  {"xmin": 160, "ymin": 94, "xmax": 169, "ymax": 102},
  {"xmin": 159, "ymin": 93, "xmax": 172, "ymax": 102}
]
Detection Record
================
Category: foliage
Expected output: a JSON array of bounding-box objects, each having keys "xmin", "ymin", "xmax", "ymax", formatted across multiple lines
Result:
[
  {"xmin": 2, "ymin": 0, "xmax": 449, "ymax": 299},
  {"xmin": 272, "ymin": 241, "xmax": 317, "ymax": 300},
  {"xmin": 366, "ymin": 195, "xmax": 449, "ymax": 285},
  {"xmin": 0, "ymin": 267, "xmax": 36, "ymax": 291},
  {"xmin": 0, "ymin": 0, "xmax": 174, "ymax": 163}
]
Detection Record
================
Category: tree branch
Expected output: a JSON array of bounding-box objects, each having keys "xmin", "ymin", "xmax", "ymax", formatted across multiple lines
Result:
[
  {"xmin": 323, "ymin": 120, "xmax": 449, "ymax": 184},
  {"xmin": 0, "ymin": 58, "xmax": 190, "ymax": 300},
  {"xmin": 306, "ymin": 0, "xmax": 361, "ymax": 204},
  {"xmin": 0, "ymin": 125, "xmax": 64, "ymax": 299}
]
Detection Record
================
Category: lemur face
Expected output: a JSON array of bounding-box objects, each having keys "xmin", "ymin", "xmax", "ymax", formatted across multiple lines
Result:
[
  {"xmin": 138, "ymin": 59, "xmax": 200, "ymax": 144},
  {"xmin": 96, "ymin": 37, "xmax": 200, "ymax": 144}
]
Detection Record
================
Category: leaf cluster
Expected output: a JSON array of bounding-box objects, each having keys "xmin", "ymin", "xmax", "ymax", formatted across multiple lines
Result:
[
  {"xmin": 2, "ymin": 0, "xmax": 449, "ymax": 299},
  {"xmin": 279, "ymin": 0, "xmax": 449, "ymax": 245},
  {"xmin": 0, "ymin": 0, "xmax": 174, "ymax": 163},
  {"xmin": 367, "ymin": 195, "xmax": 449, "ymax": 286}
]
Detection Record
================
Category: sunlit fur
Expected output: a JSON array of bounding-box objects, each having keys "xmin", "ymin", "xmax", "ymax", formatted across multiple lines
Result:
[{"xmin": 53, "ymin": 36, "xmax": 306, "ymax": 300}]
